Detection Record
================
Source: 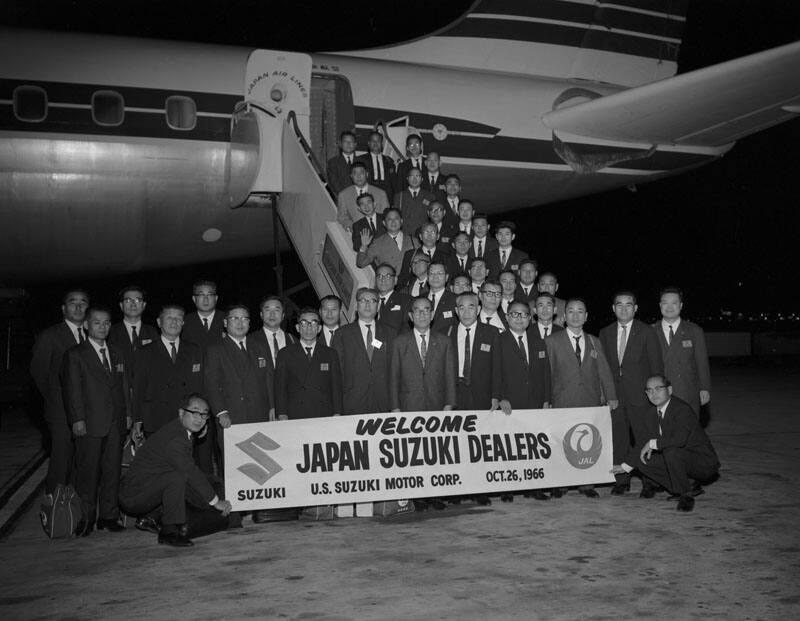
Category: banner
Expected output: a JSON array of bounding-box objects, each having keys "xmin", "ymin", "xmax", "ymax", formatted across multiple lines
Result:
[{"xmin": 224, "ymin": 407, "xmax": 614, "ymax": 511}]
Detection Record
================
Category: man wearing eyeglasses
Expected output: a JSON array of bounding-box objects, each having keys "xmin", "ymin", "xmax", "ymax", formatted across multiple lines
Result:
[
  {"xmin": 275, "ymin": 308, "xmax": 343, "ymax": 420},
  {"xmin": 613, "ymin": 376, "xmax": 719, "ymax": 512},
  {"xmin": 478, "ymin": 281, "xmax": 508, "ymax": 331},
  {"xmin": 119, "ymin": 393, "xmax": 233, "ymax": 547},
  {"xmin": 108, "ymin": 285, "xmax": 158, "ymax": 398}
]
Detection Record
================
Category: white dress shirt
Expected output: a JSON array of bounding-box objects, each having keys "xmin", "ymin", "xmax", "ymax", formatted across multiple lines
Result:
[
  {"xmin": 510, "ymin": 329, "xmax": 529, "ymax": 364},
  {"xmin": 661, "ymin": 318, "xmax": 681, "ymax": 343},
  {"xmin": 161, "ymin": 335, "xmax": 180, "ymax": 355},
  {"xmin": 456, "ymin": 322, "xmax": 477, "ymax": 377},
  {"xmin": 536, "ymin": 322, "xmax": 553, "ymax": 340},
  {"xmin": 567, "ymin": 330, "xmax": 585, "ymax": 362}
]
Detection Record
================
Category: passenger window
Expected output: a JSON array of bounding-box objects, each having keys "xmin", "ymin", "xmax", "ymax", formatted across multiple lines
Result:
[
  {"xmin": 165, "ymin": 96, "xmax": 197, "ymax": 130},
  {"xmin": 13, "ymin": 86, "xmax": 47, "ymax": 122},
  {"xmin": 92, "ymin": 90, "xmax": 124, "ymax": 126}
]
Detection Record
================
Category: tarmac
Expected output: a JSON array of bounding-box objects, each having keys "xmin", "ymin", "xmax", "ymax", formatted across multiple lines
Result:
[{"xmin": 0, "ymin": 360, "xmax": 798, "ymax": 621}]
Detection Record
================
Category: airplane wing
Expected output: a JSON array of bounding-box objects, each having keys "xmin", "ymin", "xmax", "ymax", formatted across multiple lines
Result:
[{"xmin": 542, "ymin": 40, "xmax": 800, "ymax": 147}]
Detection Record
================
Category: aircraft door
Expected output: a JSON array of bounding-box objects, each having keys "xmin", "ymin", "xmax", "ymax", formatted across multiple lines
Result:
[{"xmin": 310, "ymin": 74, "xmax": 354, "ymax": 168}]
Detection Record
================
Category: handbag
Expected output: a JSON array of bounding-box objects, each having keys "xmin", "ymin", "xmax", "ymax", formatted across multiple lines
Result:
[{"xmin": 39, "ymin": 484, "xmax": 84, "ymax": 539}]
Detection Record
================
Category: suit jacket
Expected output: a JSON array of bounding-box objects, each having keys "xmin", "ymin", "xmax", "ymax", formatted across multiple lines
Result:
[
  {"xmin": 135, "ymin": 339, "xmax": 204, "ymax": 433},
  {"xmin": 437, "ymin": 217, "xmax": 459, "ymax": 245},
  {"xmin": 397, "ymin": 280, "xmax": 430, "ymax": 299},
  {"xmin": 248, "ymin": 328, "xmax": 296, "ymax": 403},
  {"xmin": 122, "ymin": 418, "xmax": 215, "ymax": 503},
  {"xmin": 628, "ymin": 396, "xmax": 719, "ymax": 468},
  {"xmin": 654, "ymin": 320, "xmax": 711, "ymax": 416},
  {"xmin": 326, "ymin": 153, "xmax": 357, "ymax": 197},
  {"xmin": 514, "ymin": 284, "xmax": 538, "ymax": 305},
  {"xmin": 351, "ymin": 214, "xmax": 387, "ymax": 252},
  {"xmin": 470, "ymin": 235, "xmax": 498, "ymax": 261},
  {"xmin": 529, "ymin": 323, "xmax": 563, "ymax": 346},
  {"xmin": 332, "ymin": 321, "xmax": 396, "ymax": 415},
  {"xmin": 445, "ymin": 253, "xmax": 472, "ymax": 277},
  {"xmin": 388, "ymin": 330, "xmax": 457, "ymax": 411},
  {"xmin": 493, "ymin": 328, "xmax": 551, "ymax": 409},
  {"xmin": 422, "ymin": 173, "xmax": 447, "ymax": 203},
  {"xmin": 63, "ymin": 340, "xmax": 129, "ymax": 437},
  {"xmin": 447, "ymin": 322, "xmax": 500, "ymax": 409},
  {"xmin": 599, "ymin": 319, "xmax": 663, "ymax": 407},
  {"xmin": 397, "ymin": 244, "xmax": 451, "ymax": 288},
  {"xmin": 275, "ymin": 342, "xmax": 343, "ymax": 418},
  {"xmin": 393, "ymin": 188, "xmax": 436, "ymax": 238},
  {"xmin": 204, "ymin": 336, "xmax": 273, "ymax": 424},
  {"xmin": 430, "ymin": 289, "xmax": 458, "ymax": 334},
  {"xmin": 357, "ymin": 152, "xmax": 396, "ymax": 199},
  {"xmin": 182, "ymin": 311, "xmax": 226, "ymax": 350},
  {"xmin": 108, "ymin": 321, "xmax": 159, "ymax": 391},
  {"xmin": 377, "ymin": 291, "xmax": 412, "ymax": 333},
  {"xmin": 396, "ymin": 156, "xmax": 427, "ymax": 186},
  {"xmin": 337, "ymin": 184, "xmax": 390, "ymax": 229},
  {"xmin": 30, "ymin": 321, "xmax": 81, "ymax": 424},
  {"xmin": 545, "ymin": 330, "xmax": 616, "ymax": 408},
  {"xmin": 356, "ymin": 231, "xmax": 414, "ymax": 274},
  {"xmin": 479, "ymin": 308, "xmax": 509, "ymax": 332},
  {"xmin": 485, "ymin": 247, "xmax": 529, "ymax": 278}
]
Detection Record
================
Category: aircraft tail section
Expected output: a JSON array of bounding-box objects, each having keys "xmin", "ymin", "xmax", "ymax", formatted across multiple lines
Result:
[{"xmin": 337, "ymin": 0, "xmax": 689, "ymax": 87}]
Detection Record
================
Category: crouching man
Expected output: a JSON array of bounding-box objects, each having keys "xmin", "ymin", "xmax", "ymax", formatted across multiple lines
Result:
[{"xmin": 119, "ymin": 393, "xmax": 232, "ymax": 547}]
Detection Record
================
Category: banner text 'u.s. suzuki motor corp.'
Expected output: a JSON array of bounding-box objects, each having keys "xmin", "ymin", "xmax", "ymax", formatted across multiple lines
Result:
[{"xmin": 224, "ymin": 407, "xmax": 614, "ymax": 511}]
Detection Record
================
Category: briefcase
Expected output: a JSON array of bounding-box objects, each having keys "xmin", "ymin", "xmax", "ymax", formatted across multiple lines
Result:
[
  {"xmin": 39, "ymin": 484, "xmax": 84, "ymax": 539},
  {"xmin": 373, "ymin": 498, "xmax": 415, "ymax": 517}
]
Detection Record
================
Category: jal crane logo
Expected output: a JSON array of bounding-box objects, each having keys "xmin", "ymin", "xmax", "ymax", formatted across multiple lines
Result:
[{"xmin": 562, "ymin": 423, "xmax": 602, "ymax": 469}]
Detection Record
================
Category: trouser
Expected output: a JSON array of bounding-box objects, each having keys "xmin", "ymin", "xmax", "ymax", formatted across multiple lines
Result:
[
  {"xmin": 193, "ymin": 421, "xmax": 218, "ymax": 476},
  {"xmin": 120, "ymin": 471, "xmax": 214, "ymax": 526},
  {"xmin": 612, "ymin": 405, "xmax": 633, "ymax": 485},
  {"xmin": 44, "ymin": 400, "xmax": 74, "ymax": 494},
  {"xmin": 637, "ymin": 447, "xmax": 719, "ymax": 495},
  {"xmin": 74, "ymin": 424, "xmax": 123, "ymax": 523}
]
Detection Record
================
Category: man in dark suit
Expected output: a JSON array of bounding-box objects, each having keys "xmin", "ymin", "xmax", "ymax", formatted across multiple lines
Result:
[
  {"xmin": 374, "ymin": 264, "xmax": 411, "ymax": 333},
  {"xmin": 428, "ymin": 200, "xmax": 457, "ymax": 244},
  {"xmin": 530, "ymin": 292, "xmax": 563, "ymax": 343},
  {"xmin": 441, "ymin": 174, "xmax": 462, "ymax": 223},
  {"xmin": 446, "ymin": 232, "xmax": 472, "ymax": 277},
  {"xmin": 318, "ymin": 295, "xmax": 341, "ymax": 347},
  {"xmin": 204, "ymin": 304, "xmax": 273, "ymax": 440},
  {"xmin": 388, "ymin": 296, "xmax": 457, "ymax": 412},
  {"xmin": 332, "ymin": 288, "xmax": 396, "ymax": 415},
  {"xmin": 514, "ymin": 259, "xmax": 539, "ymax": 304},
  {"xmin": 485, "ymin": 221, "xmax": 529, "ymax": 278},
  {"xmin": 326, "ymin": 130, "xmax": 358, "ymax": 197},
  {"xmin": 470, "ymin": 213, "xmax": 498, "ymax": 260},
  {"xmin": 498, "ymin": 269, "xmax": 518, "ymax": 315},
  {"xmin": 248, "ymin": 296, "xmax": 297, "ymax": 409},
  {"xmin": 63, "ymin": 306, "xmax": 130, "ymax": 535},
  {"xmin": 351, "ymin": 193, "xmax": 386, "ymax": 252},
  {"xmin": 357, "ymin": 131, "xmax": 396, "ymax": 200},
  {"xmin": 134, "ymin": 304, "xmax": 204, "ymax": 436},
  {"xmin": 30, "ymin": 288, "xmax": 89, "ymax": 494},
  {"xmin": 599, "ymin": 291, "xmax": 664, "ymax": 495},
  {"xmin": 393, "ymin": 167, "xmax": 436, "ymax": 239},
  {"xmin": 397, "ymin": 250, "xmax": 431, "ymax": 297},
  {"xmin": 119, "ymin": 393, "xmax": 232, "ymax": 547},
  {"xmin": 615, "ymin": 376, "xmax": 720, "ymax": 512},
  {"xmin": 337, "ymin": 162, "xmax": 390, "ymax": 231},
  {"xmin": 275, "ymin": 308, "xmax": 343, "ymax": 419},
  {"xmin": 655, "ymin": 287, "xmax": 712, "ymax": 417},
  {"xmin": 108, "ymin": 285, "xmax": 158, "ymax": 399},
  {"xmin": 182, "ymin": 280, "xmax": 226, "ymax": 349},
  {"xmin": 427, "ymin": 262, "xmax": 458, "ymax": 334},
  {"xmin": 545, "ymin": 298, "xmax": 617, "ymax": 498},
  {"xmin": 422, "ymin": 151, "xmax": 447, "ymax": 202},
  {"xmin": 397, "ymin": 223, "xmax": 450, "ymax": 288},
  {"xmin": 478, "ymin": 280, "xmax": 508, "ymax": 332},
  {"xmin": 395, "ymin": 133, "xmax": 426, "ymax": 183}
]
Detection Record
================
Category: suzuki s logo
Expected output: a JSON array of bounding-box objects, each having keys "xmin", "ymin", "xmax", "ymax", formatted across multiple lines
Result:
[
  {"xmin": 236, "ymin": 432, "xmax": 284, "ymax": 484},
  {"xmin": 562, "ymin": 423, "xmax": 602, "ymax": 469}
]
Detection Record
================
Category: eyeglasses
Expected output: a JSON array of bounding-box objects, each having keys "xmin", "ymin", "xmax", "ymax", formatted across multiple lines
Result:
[
  {"xmin": 123, "ymin": 297, "xmax": 144, "ymax": 304},
  {"xmin": 298, "ymin": 319, "xmax": 320, "ymax": 328},
  {"xmin": 375, "ymin": 273, "xmax": 395, "ymax": 280},
  {"xmin": 508, "ymin": 311, "xmax": 530, "ymax": 319},
  {"xmin": 182, "ymin": 408, "xmax": 209, "ymax": 419},
  {"xmin": 481, "ymin": 291, "xmax": 502, "ymax": 298},
  {"xmin": 228, "ymin": 316, "xmax": 250, "ymax": 322},
  {"xmin": 644, "ymin": 386, "xmax": 668, "ymax": 394}
]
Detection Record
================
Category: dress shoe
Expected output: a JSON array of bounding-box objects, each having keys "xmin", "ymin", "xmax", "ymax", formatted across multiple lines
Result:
[
  {"xmin": 158, "ymin": 531, "xmax": 194, "ymax": 547},
  {"xmin": 610, "ymin": 483, "xmax": 629, "ymax": 496},
  {"xmin": 691, "ymin": 483, "xmax": 705, "ymax": 497},
  {"xmin": 135, "ymin": 517, "xmax": 160, "ymax": 534},
  {"xmin": 550, "ymin": 488, "xmax": 564, "ymax": 499},
  {"xmin": 474, "ymin": 495, "xmax": 491, "ymax": 506},
  {"xmin": 96, "ymin": 518, "xmax": 125, "ymax": 532},
  {"xmin": 640, "ymin": 484, "xmax": 656, "ymax": 499},
  {"xmin": 525, "ymin": 490, "xmax": 550, "ymax": 501},
  {"xmin": 581, "ymin": 488, "xmax": 600, "ymax": 499},
  {"xmin": 676, "ymin": 494, "xmax": 695, "ymax": 512},
  {"xmin": 500, "ymin": 493, "xmax": 514, "ymax": 503}
]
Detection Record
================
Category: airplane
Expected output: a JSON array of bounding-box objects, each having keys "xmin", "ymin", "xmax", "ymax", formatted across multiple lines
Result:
[{"xmin": 1, "ymin": 0, "xmax": 799, "ymax": 296}]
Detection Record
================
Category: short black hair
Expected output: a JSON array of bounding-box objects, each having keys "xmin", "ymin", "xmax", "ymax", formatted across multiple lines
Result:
[
  {"xmin": 259, "ymin": 295, "xmax": 284, "ymax": 310},
  {"xmin": 319, "ymin": 295, "xmax": 342, "ymax": 309},
  {"xmin": 613, "ymin": 290, "xmax": 638, "ymax": 305},
  {"xmin": 192, "ymin": 279, "xmax": 217, "ymax": 295},
  {"xmin": 62, "ymin": 288, "xmax": 90, "ymax": 305},
  {"xmin": 495, "ymin": 221, "xmax": 516, "ymax": 234},
  {"xmin": 659, "ymin": 286, "xmax": 684, "ymax": 302},
  {"xmin": 118, "ymin": 285, "xmax": 146, "ymax": 302}
]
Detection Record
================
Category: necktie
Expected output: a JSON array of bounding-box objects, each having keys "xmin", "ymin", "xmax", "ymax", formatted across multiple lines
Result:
[
  {"xmin": 358, "ymin": 188, "xmax": 364, "ymax": 197},
  {"xmin": 392, "ymin": 235, "xmax": 401, "ymax": 250},
  {"xmin": 459, "ymin": 257, "xmax": 465, "ymax": 271},
  {"xmin": 366, "ymin": 324, "xmax": 374, "ymax": 361},
  {"xmin": 430, "ymin": 292, "xmax": 437, "ymax": 314},
  {"xmin": 419, "ymin": 333, "xmax": 427, "ymax": 367},
  {"xmin": 272, "ymin": 332, "xmax": 279, "ymax": 364},
  {"xmin": 170, "ymin": 341, "xmax": 177, "ymax": 363},
  {"xmin": 477, "ymin": 239, "xmax": 483, "ymax": 258},
  {"xmin": 658, "ymin": 409, "xmax": 664, "ymax": 436},
  {"xmin": 305, "ymin": 347, "xmax": 312, "ymax": 359},
  {"xmin": 430, "ymin": 176, "xmax": 436, "ymax": 187},
  {"xmin": 450, "ymin": 199, "xmax": 457, "ymax": 212},
  {"xmin": 574, "ymin": 335, "xmax": 582, "ymax": 362},
  {"xmin": 346, "ymin": 155, "xmax": 352, "ymax": 165},
  {"xmin": 327, "ymin": 329, "xmax": 335, "ymax": 345},
  {"xmin": 668, "ymin": 324, "xmax": 674, "ymax": 345},
  {"xmin": 543, "ymin": 326, "xmax": 549, "ymax": 338},
  {"xmin": 463, "ymin": 327, "xmax": 472, "ymax": 384},
  {"xmin": 411, "ymin": 190, "xmax": 417, "ymax": 199},
  {"xmin": 378, "ymin": 297, "xmax": 386, "ymax": 318},
  {"xmin": 484, "ymin": 315, "xmax": 490, "ymax": 325},
  {"xmin": 239, "ymin": 340, "xmax": 247, "ymax": 354},
  {"xmin": 618, "ymin": 324, "xmax": 627, "ymax": 364},
  {"xmin": 131, "ymin": 325, "xmax": 138, "ymax": 351},
  {"xmin": 501, "ymin": 250, "xmax": 507, "ymax": 267},
  {"xmin": 100, "ymin": 347, "xmax": 111, "ymax": 374},
  {"xmin": 77, "ymin": 327, "xmax": 85, "ymax": 344},
  {"xmin": 203, "ymin": 317, "xmax": 209, "ymax": 331},
  {"xmin": 517, "ymin": 335, "xmax": 527, "ymax": 365},
  {"xmin": 368, "ymin": 217, "xmax": 376, "ymax": 234},
  {"xmin": 373, "ymin": 154, "xmax": 382, "ymax": 180}
]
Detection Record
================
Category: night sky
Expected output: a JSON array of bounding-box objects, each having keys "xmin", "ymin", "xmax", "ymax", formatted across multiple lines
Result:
[{"xmin": 4, "ymin": 0, "xmax": 799, "ymax": 330}]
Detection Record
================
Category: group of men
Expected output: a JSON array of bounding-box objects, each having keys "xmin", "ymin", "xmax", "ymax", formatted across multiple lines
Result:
[{"xmin": 27, "ymin": 135, "xmax": 719, "ymax": 547}]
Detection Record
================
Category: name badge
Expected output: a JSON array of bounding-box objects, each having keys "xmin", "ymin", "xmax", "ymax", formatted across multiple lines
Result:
[
  {"xmin": 480, "ymin": 343, "xmax": 491, "ymax": 352},
  {"xmin": 320, "ymin": 363, "xmax": 329, "ymax": 371},
  {"xmin": 590, "ymin": 350, "xmax": 598, "ymax": 359},
  {"xmin": 372, "ymin": 339, "xmax": 383, "ymax": 349},
  {"xmin": 538, "ymin": 350, "xmax": 546, "ymax": 359},
  {"xmin": 192, "ymin": 363, "xmax": 201, "ymax": 373},
  {"xmin": 115, "ymin": 363, "xmax": 124, "ymax": 373},
  {"xmin": 422, "ymin": 199, "xmax": 430, "ymax": 206},
  {"xmin": 682, "ymin": 339, "xmax": 693, "ymax": 348},
  {"xmin": 443, "ymin": 311, "xmax": 453, "ymax": 319},
  {"xmin": 141, "ymin": 339, "xmax": 152, "ymax": 346},
  {"xmin": 391, "ymin": 305, "xmax": 401, "ymax": 311},
  {"xmin": 510, "ymin": 264, "xmax": 518, "ymax": 271},
  {"xmin": 441, "ymin": 236, "xmax": 451, "ymax": 243},
  {"xmin": 257, "ymin": 358, "xmax": 266, "ymax": 368}
]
